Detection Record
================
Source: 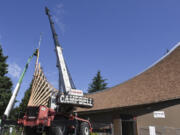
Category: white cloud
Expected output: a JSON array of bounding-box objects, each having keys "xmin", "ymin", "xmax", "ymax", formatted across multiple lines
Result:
[
  {"xmin": 8, "ymin": 63, "xmax": 22, "ymax": 78},
  {"xmin": 53, "ymin": 3, "xmax": 66, "ymax": 35},
  {"xmin": 55, "ymin": 3, "xmax": 64, "ymax": 15}
]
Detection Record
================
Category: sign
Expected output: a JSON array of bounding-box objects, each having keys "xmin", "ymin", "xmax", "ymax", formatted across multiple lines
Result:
[
  {"xmin": 9, "ymin": 127, "xmax": 13, "ymax": 133},
  {"xmin": 153, "ymin": 111, "xmax": 165, "ymax": 118},
  {"xmin": 149, "ymin": 126, "xmax": 156, "ymax": 135},
  {"xmin": 58, "ymin": 94, "xmax": 93, "ymax": 107},
  {"xmin": 69, "ymin": 89, "xmax": 84, "ymax": 96}
]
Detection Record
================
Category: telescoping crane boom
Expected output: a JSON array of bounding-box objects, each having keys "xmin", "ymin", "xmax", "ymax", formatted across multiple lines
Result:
[
  {"xmin": 45, "ymin": 7, "xmax": 93, "ymax": 109},
  {"xmin": 45, "ymin": 7, "xmax": 73, "ymax": 94},
  {"xmin": 3, "ymin": 50, "xmax": 38, "ymax": 119}
]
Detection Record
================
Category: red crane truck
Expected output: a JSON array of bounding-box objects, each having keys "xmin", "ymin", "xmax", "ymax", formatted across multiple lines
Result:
[{"xmin": 18, "ymin": 7, "xmax": 94, "ymax": 135}]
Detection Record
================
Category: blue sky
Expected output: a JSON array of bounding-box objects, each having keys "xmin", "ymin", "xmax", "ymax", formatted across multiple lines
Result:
[{"xmin": 1, "ymin": 0, "xmax": 180, "ymax": 104}]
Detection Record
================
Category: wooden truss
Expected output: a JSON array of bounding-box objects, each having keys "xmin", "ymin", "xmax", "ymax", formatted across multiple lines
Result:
[{"xmin": 28, "ymin": 51, "xmax": 58, "ymax": 107}]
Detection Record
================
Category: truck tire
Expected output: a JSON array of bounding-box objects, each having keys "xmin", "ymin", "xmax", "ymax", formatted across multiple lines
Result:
[
  {"xmin": 24, "ymin": 127, "xmax": 42, "ymax": 135},
  {"xmin": 49, "ymin": 126, "xmax": 67, "ymax": 135},
  {"xmin": 79, "ymin": 122, "xmax": 90, "ymax": 135}
]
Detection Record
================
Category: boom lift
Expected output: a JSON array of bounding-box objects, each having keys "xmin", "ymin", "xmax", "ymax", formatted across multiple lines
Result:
[
  {"xmin": 0, "ymin": 49, "xmax": 38, "ymax": 134},
  {"xmin": 18, "ymin": 7, "xmax": 93, "ymax": 135},
  {"xmin": 3, "ymin": 50, "xmax": 37, "ymax": 119}
]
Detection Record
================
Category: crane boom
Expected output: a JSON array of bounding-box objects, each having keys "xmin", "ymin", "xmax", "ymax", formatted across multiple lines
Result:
[
  {"xmin": 45, "ymin": 7, "xmax": 72, "ymax": 93},
  {"xmin": 45, "ymin": 7, "xmax": 93, "ymax": 109},
  {"xmin": 3, "ymin": 50, "xmax": 37, "ymax": 118}
]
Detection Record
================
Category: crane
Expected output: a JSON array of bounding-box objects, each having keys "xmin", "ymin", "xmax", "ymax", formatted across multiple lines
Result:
[
  {"xmin": 45, "ymin": 7, "xmax": 93, "ymax": 111},
  {"xmin": 17, "ymin": 7, "xmax": 93, "ymax": 135}
]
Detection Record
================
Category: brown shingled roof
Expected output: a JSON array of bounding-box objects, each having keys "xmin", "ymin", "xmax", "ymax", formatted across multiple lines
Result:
[{"xmin": 78, "ymin": 43, "xmax": 180, "ymax": 113}]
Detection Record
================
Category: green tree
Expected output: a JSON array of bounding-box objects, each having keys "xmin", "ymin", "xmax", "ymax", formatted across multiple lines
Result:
[
  {"xmin": 88, "ymin": 71, "xmax": 108, "ymax": 93},
  {"xmin": 0, "ymin": 45, "xmax": 12, "ymax": 117}
]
